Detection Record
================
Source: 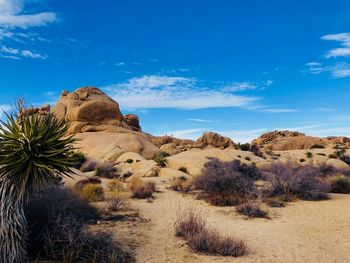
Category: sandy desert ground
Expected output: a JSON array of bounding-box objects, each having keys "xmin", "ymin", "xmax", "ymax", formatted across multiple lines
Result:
[{"xmin": 85, "ymin": 177, "xmax": 350, "ymax": 263}]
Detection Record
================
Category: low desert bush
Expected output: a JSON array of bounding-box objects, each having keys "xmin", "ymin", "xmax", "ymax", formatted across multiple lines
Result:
[
  {"xmin": 328, "ymin": 153, "xmax": 337, "ymax": 159},
  {"xmin": 318, "ymin": 162, "xmax": 337, "ymax": 177},
  {"xmin": 244, "ymin": 156, "xmax": 251, "ymax": 161},
  {"xmin": 328, "ymin": 175, "xmax": 350, "ymax": 194},
  {"xmin": 80, "ymin": 160, "xmax": 97, "ymax": 172},
  {"xmin": 129, "ymin": 177, "xmax": 156, "ymax": 198},
  {"xmin": 264, "ymin": 197, "xmax": 285, "ymax": 207},
  {"xmin": 299, "ymin": 158, "xmax": 306, "ymax": 163},
  {"xmin": 25, "ymin": 186, "xmax": 130, "ymax": 262},
  {"xmin": 305, "ymin": 152, "xmax": 313, "ymax": 159},
  {"xmin": 71, "ymin": 151, "xmax": 86, "ymax": 169},
  {"xmin": 74, "ymin": 177, "xmax": 102, "ymax": 191},
  {"xmin": 263, "ymin": 161, "xmax": 331, "ymax": 201},
  {"xmin": 78, "ymin": 184, "xmax": 105, "ymax": 202},
  {"xmin": 106, "ymin": 194, "xmax": 127, "ymax": 211},
  {"xmin": 107, "ymin": 179, "xmax": 125, "ymax": 192},
  {"xmin": 96, "ymin": 163, "xmax": 119, "ymax": 179},
  {"xmin": 170, "ymin": 176, "xmax": 192, "ymax": 192},
  {"xmin": 235, "ymin": 202, "xmax": 268, "ymax": 218},
  {"xmin": 153, "ymin": 151, "xmax": 169, "ymax": 167},
  {"xmin": 195, "ymin": 159, "xmax": 259, "ymax": 205},
  {"xmin": 174, "ymin": 208, "xmax": 246, "ymax": 257},
  {"xmin": 125, "ymin": 159, "xmax": 134, "ymax": 164},
  {"xmin": 178, "ymin": 166, "xmax": 189, "ymax": 173}
]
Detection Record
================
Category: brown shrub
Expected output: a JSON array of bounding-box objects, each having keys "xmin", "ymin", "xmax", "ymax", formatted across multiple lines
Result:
[
  {"xmin": 170, "ymin": 176, "xmax": 192, "ymax": 193},
  {"xmin": 129, "ymin": 178, "xmax": 156, "ymax": 199},
  {"xmin": 106, "ymin": 194, "xmax": 127, "ymax": 211},
  {"xmin": 96, "ymin": 163, "xmax": 119, "ymax": 179},
  {"xmin": 174, "ymin": 208, "xmax": 246, "ymax": 257},
  {"xmin": 25, "ymin": 186, "xmax": 131, "ymax": 262},
  {"xmin": 328, "ymin": 175, "xmax": 350, "ymax": 194},
  {"xmin": 74, "ymin": 177, "xmax": 102, "ymax": 191},
  {"xmin": 107, "ymin": 179, "xmax": 125, "ymax": 192},
  {"xmin": 235, "ymin": 202, "xmax": 268, "ymax": 218},
  {"xmin": 78, "ymin": 184, "xmax": 105, "ymax": 202}
]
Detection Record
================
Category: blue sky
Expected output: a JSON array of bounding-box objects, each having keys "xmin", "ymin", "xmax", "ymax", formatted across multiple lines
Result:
[{"xmin": 1, "ymin": 0, "xmax": 350, "ymax": 142}]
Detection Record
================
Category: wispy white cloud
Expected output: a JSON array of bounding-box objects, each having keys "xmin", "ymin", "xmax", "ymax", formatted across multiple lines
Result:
[
  {"xmin": 221, "ymin": 82, "xmax": 258, "ymax": 92},
  {"xmin": 305, "ymin": 61, "xmax": 350, "ymax": 78},
  {"xmin": 261, "ymin": 108, "xmax": 299, "ymax": 113},
  {"xmin": 1, "ymin": 45, "xmax": 47, "ymax": 59},
  {"xmin": 0, "ymin": 0, "xmax": 56, "ymax": 29},
  {"xmin": 187, "ymin": 118, "xmax": 217, "ymax": 123},
  {"xmin": 321, "ymin": 33, "xmax": 350, "ymax": 59},
  {"xmin": 104, "ymin": 75, "xmax": 259, "ymax": 110},
  {"xmin": 161, "ymin": 128, "xmax": 206, "ymax": 140}
]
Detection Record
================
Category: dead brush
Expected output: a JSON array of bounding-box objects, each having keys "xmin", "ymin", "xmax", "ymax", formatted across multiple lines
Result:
[
  {"xmin": 129, "ymin": 177, "xmax": 156, "ymax": 199},
  {"xmin": 174, "ymin": 207, "xmax": 247, "ymax": 257},
  {"xmin": 106, "ymin": 194, "xmax": 128, "ymax": 211}
]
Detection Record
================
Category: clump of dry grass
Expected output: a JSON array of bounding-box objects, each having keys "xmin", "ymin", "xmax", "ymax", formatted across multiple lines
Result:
[
  {"xmin": 129, "ymin": 177, "xmax": 156, "ymax": 199},
  {"xmin": 235, "ymin": 202, "xmax": 268, "ymax": 218},
  {"xmin": 170, "ymin": 176, "xmax": 193, "ymax": 193},
  {"xmin": 328, "ymin": 174, "xmax": 350, "ymax": 194},
  {"xmin": 95, "ymin": 163, "xmax": 119, "ymax": 179},
  {"xmin": 80, "ymin": 160, "xmax": 97, "ymax": 172},
  {"xmin": 74, "ymin": 177, "xmax": 102, "ymax": 191},
  {"xmin": 77, "ymin": 184, "xmax": 105, "ymax": 202},
  {"xmin": 106, "ymin": 193, "xmax": 128, "ymax": 211},
  {"xmin": 107, "ymin": 179, "xmax": 125, "ymax": 192},
  {"xmin": 174, "ymin": 207, "xmax": 247, "ymax": 257}
]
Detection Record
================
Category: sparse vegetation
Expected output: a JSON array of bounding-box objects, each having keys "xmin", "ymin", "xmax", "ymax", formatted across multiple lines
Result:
[
  {"xmin": 244, "ymin": 156, "xmax": 251, "ymax": 161},
  {"xmin": 106, "ymin": 194, "xmax": 127, "ymax": 211},
  {"xmin": 235, "ymin": 202, "xmax": 268, "ymax": 218},
  {"xmin": 263, "ymin": 161, "xmax": 331, "ymax": 201},
  {"xmin": 153, "ymin": 151, "xmax": 169, "ymax": 167},
  {"xmin": 80, "ymin": 160, "xmax": 97, "ymax": 172},
  {"xmin": 195, "ymin": 159, "xmax": 259, "ymax": 206},
  {"xmin": 26, "ymin": 186, "xmax": 130, "ymax": 262},
  {"xmin": 129, "ymin": 178, "xmax": 156, "ymax": 199},
  {"xmin": 107, "ymin": 179, "xmax": 125, "ymax": 192},
  {"xmin": 174, "ymin": 207, "xmax": 246, "ymax": 257},
  {"xmin": 328, "ymin": 175, "xmax": 350, "ymax": 194},
  {"xmin": 299, "ymin": 158, "xmax": 306, "ymax": 163},
  {"xmin": 96, "ymin": 163, "xmax": 119, "ymax": 178},
  {"xmin": 125, "ymin": 159, "xmax": 134, "ymax": 164},
  {"xmin": 74, "ymin": 177, "xmax": 102, "ymax": 191},
  {"xmin": 78, "ymin": 184, "xmax": 105, "ymax": 202},
  {"xmin": 170, "ymin": 176, "xmax": 192, "ymax": 192},
  {"xmin": 305, "ymin": 151, "xmax": 313, "ymax": 159},
  {"xmin": 0, "ymin": 104, "xmax": 75, "ymax": 262}
]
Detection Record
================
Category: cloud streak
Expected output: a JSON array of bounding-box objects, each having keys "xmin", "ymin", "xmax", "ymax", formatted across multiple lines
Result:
[{"xmin": 104, "ymin": 75, "xmax": 259, "ymax": 110}]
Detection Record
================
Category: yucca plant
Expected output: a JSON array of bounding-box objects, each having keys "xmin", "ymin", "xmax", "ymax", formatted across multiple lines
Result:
[{"xmin": 0, "ymin": 107, "xmax": 75, "ymax": 263}]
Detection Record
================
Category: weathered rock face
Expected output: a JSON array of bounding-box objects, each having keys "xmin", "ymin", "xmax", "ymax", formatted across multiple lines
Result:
[
  {"xmin": 52, "ymin": 86, "xmax": 128, "ymax": 134},
  {"xmin": 124, "ymin": 114, "xmax": 142, "ymax": 132},
  {"xmin": 50, "ymin": 86, "xmax": 160, "ymax": 160},
  {"xmin": 326, "ymin": 136, "xmax": 350, "ymax": 146},
  {"xmin": 150, "ymin": 135, "xmax": 205, "ymax": 155},
  {"xmin": 197, "ymin": 132, "xmax": 235, "ymax": 148},
  {"xmin": 251, "ymin": 130, "xmax": 328, "ymax": 151}
]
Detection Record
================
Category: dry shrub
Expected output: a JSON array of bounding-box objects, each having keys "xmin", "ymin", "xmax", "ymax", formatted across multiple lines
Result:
[
  {"xmin": 263, "ymin": 161, "xmax": 331, "ymax": 201},
  {"xmin": 78, "ymin": 184, "xmax": 105, "ymax": 202},
  {"xmin": 178, "ymin": 167, "xmax": 189, "ymax": 173},
  {"xmin": 107, "ymin": 179, "xmax": 125, "ymax": 192},
  {"xmin": 265, "ymin": 197, "xmax": 285, "ymax": 207},
  {"xmin": 195, "ymin": 158, "xmax": 259, "ymax": 206},
  {"xmin": 106, "ymin": 194, "xmax": 128, "ymax": 211},
  {"xmin": 170, "ymin": 176, "xmax": 192, "ymax": 193},
  {"xmin": 129, "ymin": 178, "xmax": 156, "ymax": 199},
  {"xmin": 235, "ymin": 202, "xmax": 268, "ymax": 218},
  {"xmin": 328, "ymin": 175, "xmax": 350, "ymax": 194},
  {"xmin": 153, "ymin": 151, "xmax": 169, "ymax": 167},
  {"xmin": 25, "ymin": 186, "xmax": 131, "ymax": 262},
  {"xmin": 80, "ymin": 160, "xmax": 97, "ymax": 172},
  {"xmin": 71, "ymin": 151, "xmax": 86, "ymax": 169},
  {"xmin": 174, "ymin": 208, "xmax": 246, "ymax": 257},
  {"xmin": 74, "ymin": 177, "xmax": 102, "ymax": 191},
  {"xmin": 96, "ymin": 163, "xmax": 119, "ymax": 179}
]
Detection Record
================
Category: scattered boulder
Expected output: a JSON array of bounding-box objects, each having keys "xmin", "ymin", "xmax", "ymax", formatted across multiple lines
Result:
[{"xmin": 197, "ymin": 132, "xmax": 235, "ymax": 148}]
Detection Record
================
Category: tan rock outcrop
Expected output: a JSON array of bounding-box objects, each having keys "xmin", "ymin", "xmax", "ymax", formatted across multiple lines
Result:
[
  {"xmin": 251, "ymin": 130, "xmax": 328, "ymax": 151},
  {"xmin": 197, "ymin": 132, "xmax": 235, "ymax": 148},
  {"xmin": 124, "ymin": 114, "xmax": 142, "ymax": 132}
]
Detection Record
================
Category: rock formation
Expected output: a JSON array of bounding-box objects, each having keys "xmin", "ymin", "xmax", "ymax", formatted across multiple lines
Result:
[{"xmin": 197, "ymin": 132, "xmax": 235, "ymax": 148}]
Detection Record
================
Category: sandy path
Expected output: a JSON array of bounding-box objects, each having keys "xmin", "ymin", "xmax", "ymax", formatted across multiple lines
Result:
[{"xmin": 130, "ymin": 178, "xmax": 350, "ymax": 263}]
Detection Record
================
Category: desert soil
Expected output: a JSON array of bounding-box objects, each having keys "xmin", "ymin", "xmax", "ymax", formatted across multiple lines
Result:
[{"xmin": 93, "ymin": 177, "xmax": 350, "ymax": 263}]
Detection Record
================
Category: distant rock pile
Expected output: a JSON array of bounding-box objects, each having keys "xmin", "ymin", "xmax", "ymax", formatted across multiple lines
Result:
[{"xmin": 251, "ymin": 130, "xmax": 350, "ymax": 150}]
